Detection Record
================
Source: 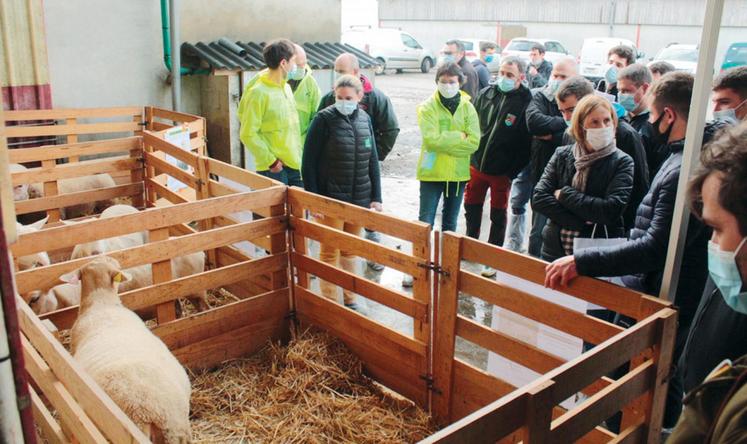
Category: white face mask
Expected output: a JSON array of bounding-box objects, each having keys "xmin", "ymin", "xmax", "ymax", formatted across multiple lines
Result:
[
  {"xmin": 335, "ymin": 99, "xmax": 358, "ymax": 116},
  {"xmin": 437, "ymin": 82, "xmax": 460, "ymax": 99},
  {"xmin": 585, "ymin": 126, "xmax": 615, "ymax": 151}
]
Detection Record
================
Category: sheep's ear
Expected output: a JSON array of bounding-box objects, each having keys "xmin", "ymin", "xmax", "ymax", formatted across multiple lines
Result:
[
  {"xmin": 59, "ymin": 269, "xmax": 81, "ymax": 284},
  {"xmin": 28, "ymin": 216, "xmax": 49, "ymax": 231},
  {"xmin": 112, "ymin": 270, "xmax": 131, "ymax": 284}
]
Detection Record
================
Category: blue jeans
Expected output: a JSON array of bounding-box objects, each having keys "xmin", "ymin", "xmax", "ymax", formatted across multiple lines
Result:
[
  {"xmin": 419, "ymin": 181, "xmax": 466, "ymax": 232},
  {"xmin": 506, "ymin": 165, "xmax": 532, "ymax": 252},
  {"xmin": 258, "ymin": 167, "xmax": 303, "ymax": 187}
]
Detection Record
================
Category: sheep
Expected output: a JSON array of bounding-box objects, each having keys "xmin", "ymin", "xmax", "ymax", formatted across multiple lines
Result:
[
  {"xmin": 28, "ymin": 283, "xmax": 80, "ymax": 315},
  {"xmin": 68, "ymin": 205, "xmax": 209, "ymax": 312},
  {"xmin": 68, "ymin": 204, "xmax": 147, "ymax": 259},
  {"xmin": 15, "ymin": 217, "xmax": 52, "ymax": 305},
  {"xmin": 66, "ymin": 257, "xmax": 191, "ymax": 443},
  {"xmin": 10, "ymin": 163, "xmax": 116, "ymax": 219}
]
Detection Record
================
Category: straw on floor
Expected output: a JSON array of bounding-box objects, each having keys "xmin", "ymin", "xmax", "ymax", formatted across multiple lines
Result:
[{"xmin": 189, "ymin": 328, "xmax": 435, "ymax": 443}]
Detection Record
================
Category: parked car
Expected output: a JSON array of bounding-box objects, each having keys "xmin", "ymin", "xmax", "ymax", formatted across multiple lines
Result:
[
  {"xmin": 721, "ymin": 42, "xmax": 747, "ymax": 72},
  {"xmin": 501, "ymin": 38, "xmax": 570, "ymax": 65},
  {"xmin": 456, "ymin": 38, "xmax": 501, "ymax": 72},
  {"xmin": 342, "ymin": 27, "xmax": 436, "ymax": 75},
  {"xmin": 579, "ymin": 37, "xmax": 644, "ymax": 82},
  {"xmin": 648, "ymin": 43, "xmax": 698, "ymax": 74}
]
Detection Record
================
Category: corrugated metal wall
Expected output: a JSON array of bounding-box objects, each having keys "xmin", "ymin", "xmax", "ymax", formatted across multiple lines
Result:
[
  {"xmin": 0, "ymin": 0, "xmax": 51, "ymax": 110},
  {"xmin": 379, "ymin": 0, "xmax": 747, "ymax": 27}
]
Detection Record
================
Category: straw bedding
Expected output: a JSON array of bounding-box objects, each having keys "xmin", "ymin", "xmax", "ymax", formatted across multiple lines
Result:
[{"xmin": 189, "ymin": 329, "xmax": 435, "ymax": 443}]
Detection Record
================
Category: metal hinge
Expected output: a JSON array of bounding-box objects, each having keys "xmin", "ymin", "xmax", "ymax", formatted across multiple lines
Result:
[
  {"xmin": 17, "ymin": 394, "xmax": 30, "ymax": 411},
  {"xmin": 420, "ymin": 373, "xmax": 442, "ymax": 395},
  {"xmin": 285, "ymin": 309, "xmax": 297, "ymax": 321},
  {"xmin": 418, "ymin": 261, "xmax": 450, "ymax": 277},
  {"xmin": 138, "ymin": 121, "xmax": 147, "ymax": 127}
]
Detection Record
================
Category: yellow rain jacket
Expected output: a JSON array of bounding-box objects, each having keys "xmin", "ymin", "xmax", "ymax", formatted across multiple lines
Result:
[{"xmin": 238, "ymin": 71, "xmax": 302, "ymax": 171}]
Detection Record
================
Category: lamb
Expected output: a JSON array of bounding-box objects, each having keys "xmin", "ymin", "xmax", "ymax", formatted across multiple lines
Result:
[
  {"xmin": 15, "ymin": 218, "xmax": 52, "ymax": 305},
  {"xmin": 28, "ymin": 283, "xmax": 80, "ymax": 315},
  {"xmin": 68, "ymin": 205, "xmax": 209, "ymax": 312},
  {"xmin": 10, "ymin": 163, "xmax": 116, "ymax": 219},
  {"xmin": 66, "ymin": 257, "xmax": 191, "ymax": 443}
]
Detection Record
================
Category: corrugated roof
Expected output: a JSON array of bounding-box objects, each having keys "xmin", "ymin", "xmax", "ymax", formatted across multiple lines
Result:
[{"xmin": 181, "ymin": 40, "xmax": 380, "ymax": 72}]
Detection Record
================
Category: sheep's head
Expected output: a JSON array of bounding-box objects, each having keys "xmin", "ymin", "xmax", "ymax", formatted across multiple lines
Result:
[
  {"xmin": 28, "ymin": 288, "xmax": 57, "ymax": 315},
  {"xmin": 13, "ymin": 183, "xmax": 29, "ymax": 201},
  {"xmin": 61, "ymin": 219, "xmax": 105, "ymax": 259},
  {"xmin": 60, "ymin": 256, "xmax": 131, "ymax": 299},
  {"xmin": 15, "ymin": 217, "xmax": 52, "ymax": 306}
]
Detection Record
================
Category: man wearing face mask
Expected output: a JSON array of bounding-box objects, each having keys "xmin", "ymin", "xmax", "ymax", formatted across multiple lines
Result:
[
  {"xmin": 472, "ymin": 41, "xmax": 497, "ymax": 90},
  {"xmin": 677, "ymin": 122, "xmax": 747, "ymax": 413},
  {"xmin": 617, "ymin": 64, "xmax": 666, "ymax": 178},
  {"xmin": 597, "ymin": 45, "xmax": 635, "ymax": 98},
  {"xmin": 546, "ymin": 72, "xmax": 711, "ymax": 428},
  {"xmin": 523, "ymin": 57, "xmax": 578, "ymax": 256},
  {"xmin": 527, "ymin": 43, "xmax": 553, "ymax": 89},
  {"xmin": 238, "ymin": 39, "xmax": 302, "ymax": 186},
  {"xmin": 465, "ymin": 56, "xmax": 532, "ymax": 277},
  {"xmin": 712, "ymin": 66, "xmax": 747, "ymax": 124}
]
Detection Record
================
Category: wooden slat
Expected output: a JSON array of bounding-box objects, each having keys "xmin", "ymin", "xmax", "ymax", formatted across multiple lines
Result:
[
  {"xmin": 206, "ymin": 157, "xmax": 280, "ymax": 189},
  {"xmin": 16, "ymin": 217, "xmax": 286, "ymax": 294},
  {"xmin": 146, "ymin": 177, "xmax": 188, "ymax": 205},
  {"xmin": 142, "ymin": 132, "xmax": 199, "ymax": 168},
  {"xmin": 551, "ymin": 360, "xmax": 655, "ymax": 442},
  {"xmin": 456, "ymin": 315, "xmax": 565, "ymax": 375},
  {"xmin": 459, "ymin": 270, "xmax": 624, "ymax": 345},
  {"xmin": 149, "ymin": 107, "xmax": 202, "ymax": 124},
  {"xmin": 450, "ymin": 359, "xmax": 516, "ymax": 421},
  {"xmin": 12, "ymin": 156, "xmax": 140, "ymax": 185},
  {"xmin": 152, "ymin": 288, "xmax": 289, "ymax": 349},
  {"xmin": 6, "ymin": 121, "xmax": 141, "ymax": 138},
  {"xmin": 23, "ymin": 337, "xmax": 106, "ymax": 444},
  {"xmin": 4, "ymin": 106, "xmax": 143, "ymax": 121},
  {"xmin": 459, "ymin": 235, "xmax": 669, "ymax": 320},
  {"xmin": 291, "ymin": 216, "xmax": 423, "ymax": 275},
  {"xmin": 288, "ymin": 187, "xmax": 431, "ymax": 243},
  {"xmin": 610, "ymin": 419, "xmax": 646, "ymax": 444},
  {"xmin": 29, "ymin": 384, "xmax": 68, "ymax": 444},
  {"xmin": 291, "ymin": 251, "xmax": 426, "ymax": 322},
  {"xmin": 12, "ymin": 187, "xmax": 286, "ymax": 256},
  {"xmin": 143, "ymin": 151, "xmax": 198, "ymax": 188},
  {"xmin": 8, "ymin": 137, "xmax": 140, "ymax": 163},
  {"xmin": 295, "ymin": 285, "xmax": 428, "ymax": 407},
  {"xmin": 19, "ymin": 303, "xmax": 150, "ymax": 443},
  {"xmin": 14, "ymin": 182, "xmax": 143, "ymax": 215},
  {"xmin": 642, "ymin": 307, "xmax": 678, "ymax": 442}
]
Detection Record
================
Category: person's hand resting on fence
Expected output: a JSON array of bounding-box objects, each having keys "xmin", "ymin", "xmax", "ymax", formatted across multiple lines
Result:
[
  {"xmin": 545, "ymin": 255, "xmax": 579, "ymax": 289},
  {"xmin": 370, "ymin": 202, "xmax": 383, "ymax": 212}
]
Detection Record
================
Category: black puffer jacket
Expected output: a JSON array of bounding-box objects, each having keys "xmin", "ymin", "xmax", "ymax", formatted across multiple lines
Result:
[
  {"xmin": 302, "ymin": 107, "xmax": 382, "ymax": 207},
  {"xmin": 563, "ymin": 120, "xmax": 649, "ymax": 231},
  {"xmin": 575, "ymin": 140, "xmax": 710, "ymax": 330},
  {"xmin": 532, "ymin": 144, "xmax": 634, "ymax": 261},
  {"xmin": 526, "ymin": 87, "xmax": 567, "ymax": 183},
  {"xmin": 471, "ymin": 83, "xmax": 533, "ymax": 178},
  {"xmin": 627, "ymin": 111, "xmax": 667, "ymax": 179}
]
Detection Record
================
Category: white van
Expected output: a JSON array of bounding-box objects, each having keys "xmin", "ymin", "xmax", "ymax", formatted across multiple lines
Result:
[
  {"xmin": 579, "ymin": 37, "xmax": 643, "ymax": 81},
  {"xmin": 342, "ymin": 28, "xmax": 436, "ymax": 75}
]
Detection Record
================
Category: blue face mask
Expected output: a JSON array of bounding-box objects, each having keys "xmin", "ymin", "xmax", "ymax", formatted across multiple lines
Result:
[
  {"xmin": 546, "ymin": 78, "xmax": 561, "ymax": 96},
  {"xmin": 605, "ymin": 64, "xmax": 618, "ymax": 85},
  {"xmin": 708, "ymin": 237, "xmax": 747, "ymax": 314},
  {"xmin": 335, "ymin": 99, "xmax": 358, "ymax": 116},
  {"xmin": 285, "ymin": 62, "xmax": 297, "ymax": 81},
  {"xmin": 289, "ymin": 66, "xmax": 305, "ymax": 81},
  {"xmin": 484, "ymin": 54, "xmax": 494, "ymax": 63},
  {"xmin": 440, "ymin": 54, "xmax": 456, "ymax": 65},
  {"xmin": 564, "ymin": 119, "xmax": 572, "ymax": 127},
  {"xmin": 617, "ymin": 93, "xmax": 637, "ymax": 112},
  {"xmin": 497, "ymin": 76, "xmax": 515, "ymax": 93}
]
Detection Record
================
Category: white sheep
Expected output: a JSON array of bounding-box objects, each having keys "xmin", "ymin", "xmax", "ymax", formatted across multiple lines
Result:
[
  {"xmin": 28, "ymin": 283, "xmax": 80, "ymax": 315},
  {"xmin": 68, "ymin": 205, "xmax": 209, "ymax": 312},
  {"xmin": 15, "ymin": 217, "xmax": 52, "ymax": 305},
  {"xmin": 66, "ymin": 256, "xmax": 191, "ymax": 443},
  {"xmin": 10, "ymin": 163, "xmax": 117, "ymax": 218}
]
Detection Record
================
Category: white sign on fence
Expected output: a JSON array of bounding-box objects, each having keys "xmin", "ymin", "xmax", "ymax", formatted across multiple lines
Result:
[{"xmin": 164, "ymin": 125, "xmax": 192, "ymax": 192}]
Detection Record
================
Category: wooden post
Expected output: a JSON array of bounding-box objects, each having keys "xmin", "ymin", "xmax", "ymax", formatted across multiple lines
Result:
[
  {"xmin": 524, "ymin": 380, "xmax": 555, "ymax": 443},
  {"xmin": 196, "ymin": 156, "xmax": 216, "ymax": 268},
  {"xmin": 150, "ymin": 227, "xmax": 176, "ymax": 323},
  {"xmin": 144, "ymin": 106, "xmax": 154, "ymax": 131},
  {"xmin": 130, "ymin": 138, "xmax": 144, "ymax": 209},
  {"xmin": 411, "ymin": 224, "xmax": 431, "ymax": 345},
  {"xmin": 268, "ymin": 197, "xmax": 288, "ymax": 290},
  {"xmin": 142, "ymin": 138, "xmax": 158, "ymax": 207},
  {"xmin": 290, "ymin": 199, "xmax": 309, "ymax": 290},
  {"xmin": 66, "ymin": 117, "xmax": 79, "ymax": 161},
  {"xmin": 643, "ymin": 309, "xmax": 678, "ymax": 444},
  {"xmin": 41, "ymin": 159, "xmax": 61, "ymax": 222},
  {"xmin": 431, "ymin": 232, "xmax": 461, "ymax": 425}
]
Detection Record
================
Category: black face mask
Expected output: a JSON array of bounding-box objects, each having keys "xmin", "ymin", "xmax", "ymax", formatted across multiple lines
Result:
[{"xmin": 651, "ymin": 111, "xmax": 673, "ymax": 147}]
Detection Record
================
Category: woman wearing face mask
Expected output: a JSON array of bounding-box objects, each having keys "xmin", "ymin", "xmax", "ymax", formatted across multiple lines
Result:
[
  {"xmin": 532, "ymin": 95, "xmax": 634, "ymax": 262},
  {"xmin": 301, "ymin": 75, "xmax": 382, "ymax": 310}
]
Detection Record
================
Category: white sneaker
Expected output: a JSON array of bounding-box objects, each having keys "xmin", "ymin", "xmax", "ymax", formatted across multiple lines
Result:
[
  {"xmin": 402, "ymin": 274, "xmax": 414, "ymax": 287},
  {"xmin": 481, "ymin": 266, "xmax": 497, "ymax": 278}
]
